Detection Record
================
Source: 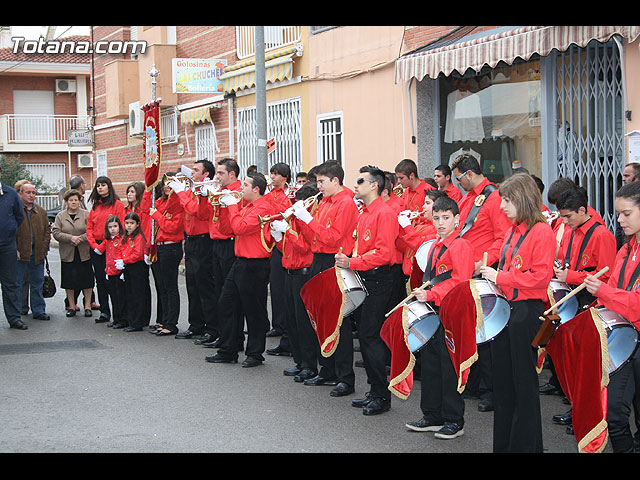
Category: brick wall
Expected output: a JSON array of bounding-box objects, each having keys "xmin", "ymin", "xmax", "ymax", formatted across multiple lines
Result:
[{"xmin": 401, "ymin": 26, "xmax": 500, "ymax": 54}]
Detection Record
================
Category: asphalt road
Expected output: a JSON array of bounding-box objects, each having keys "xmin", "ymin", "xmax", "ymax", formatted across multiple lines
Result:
[{"xmin": 0, "ymin": 244, "xmax": 612, "ymax": 454}]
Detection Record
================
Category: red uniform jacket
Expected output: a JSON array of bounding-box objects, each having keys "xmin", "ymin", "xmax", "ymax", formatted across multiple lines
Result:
[
  {"xmin": 144, "ymin": 191, "xmax": 185, "ymax": 243},
  {"xmin": 457, "ymin": 177, "xmax": 511, "ymax": 266},
  {"xmin": 97, "ymin": 234, "xmax": 125, "ymax": 276},
  {"xmin": 401, "ymin": 179, "xmax": 435, "ymax": 213},
  {"xmin": 421, "ymin": 234, "xmax": 475, "ymax": 306},
  {"xmin": 595, "ymin": 236, "xmax": 640, "ymax": 326},
  {"xmin": 122, "ymin": 232, "xmax": 148, "ymax": 264},
  {"xmin": 176, "ymin": 190, "xmax": 209, "ymax": 236},
  {"xmin": 397, "ymin": 218, "xmax": 437, "ymax": 276},
  {"xmin": 495, "ymin": 220, "xmax": 556, "ymax": 302},
  {"xmin": 277, "ymin": 218, "xmax": 314, "ymax": 270},
  {"xmin": 125, "ymin": 203, "xmax": 152, "ymax": 245},
  {"xmin": 443, "ymin": 182, "xmax": 463, "ymax": 203},
  {"xmin": 349, "ymin": 197, "xmax": 398, "ymax": 271},
  {"xmin": 86, "ymin": 199, "xmax": 125, "ymax": 249},
  {"xmin": 198, "ymin": 180, "xmax": 243, "ymax": 240},
  {"xmin": 221, "ymin": 195, "xmax": 275, "ymax": 259},
  {"xmin": 299, "ymin": 188, "xmax": 359, "ymax": 256},
  {"xmin": 557, "ymin": 216, "xmax": 616, "ymax": 286}
]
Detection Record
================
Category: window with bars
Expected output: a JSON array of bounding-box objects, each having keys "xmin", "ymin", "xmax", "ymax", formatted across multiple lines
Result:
[
  {"xmin": 236, "ymin": 97, "xmax": 302, "ymax": 178},
  {"xmin": 316, "ymin": 112, "xmax": 344, "ymax": 167},
  {"xmin": 195, "ymin": 123, "xmax": 219, "ymax": 162}
]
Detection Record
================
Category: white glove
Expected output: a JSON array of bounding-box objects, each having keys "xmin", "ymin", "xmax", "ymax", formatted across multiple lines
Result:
[
  {"xmin": 114, "ymin": 259, "xmax": 125, "ymax": 270},
  {"xmin": 270, "ymin": 229, "xmax": 283, "ymax": 243},
  {"xmin": 144, "ymin": 254, "xmax": 152, "ymax": 266},
  {"xmin": 271, "ymin": 219, "xmax": 289, "ymax": 234},
  {"xmin": 94, "ymin": 248, "xmax": 102, "ymax": 255},
  {"xmin": 398, "ymin": 214, "xmax": 411, "ymax": 228},
  {"xmin": 199, "ymin": 184, "xmax": 211, "ymax": 197},
  {"xmin": 168, "ymin": 180, "xmax": 186, "ymax": 194},
  {"xmin": 293, "ymin": 203, "xmax": 313, "ymax": 224},
  {"xmin": 220, "ymin": 193, "xmax": 238, "ymax": 206},
  {"xmin": 119, "ymin": 273, "xmax": 125, "ymax": 281}
]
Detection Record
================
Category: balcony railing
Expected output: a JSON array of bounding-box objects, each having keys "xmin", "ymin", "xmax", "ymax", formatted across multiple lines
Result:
[
  {"xmin": 2, "ymin": 114, "xmax": 91, "ymax": 144},
  {"xmin": 236, "ymin": 26, "xmax": 301, "ymax": 59}
]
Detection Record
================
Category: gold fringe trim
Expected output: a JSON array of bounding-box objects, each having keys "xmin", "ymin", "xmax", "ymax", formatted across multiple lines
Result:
[
  {"xmin": 456, "ymin": 350, "xmax": 478, "ymax": 394},
  {"xmin": 469, "ymin": 279, "xmax": 484, "ymax": 334},
  {"xmin": 589, "ymin": 307, "xmax": 610, "ymax": 390},
  {"xmin": 535, "ymin": 347, "xmax": 546, "ymax": 374},
  {"xmin": 387, "ymin": 305, "xmax": 416, "ymax": 400},
  {"xmin": 547, "ymin": 286, "xmax": 557, "ymax": 314},
  {"xmin": 320, "ymin": 267, "xmax": 348, "ymax": 358},
  {"xmin": 577, "ymin": 419, "xmax": 609, "ymax": 454}
]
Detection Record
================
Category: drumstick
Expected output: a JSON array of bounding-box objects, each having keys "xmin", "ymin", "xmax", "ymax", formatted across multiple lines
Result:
[
  {"xmin": 542, "ymin": 266, "xmax": 609, "ymax": 317},
  {"xmin": 482, "ymin": 252, "xmax": 488, "ymax": 267},
  {"xmin": 385, "ymin": 280, "xmax": 432, "ymax": 317}
]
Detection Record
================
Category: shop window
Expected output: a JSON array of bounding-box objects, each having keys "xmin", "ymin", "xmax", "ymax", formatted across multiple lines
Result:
[{"xmin": 439, "ymin": 59, "xmax": 542, "ymax": 185}]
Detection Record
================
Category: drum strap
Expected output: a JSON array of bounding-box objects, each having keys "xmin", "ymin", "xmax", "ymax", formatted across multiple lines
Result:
[
  {"xmin": 498, "ymin": 225, "xmax": 532, "ymax": 300},
  {"xmin": 564, "ymin": 221, "xmax": 602, "ymax": 271},
  {"xmin": 617, "ymin": 249, "xmax": 640, "ymax": 291},
  {"xmin": 422, "ymin": 240, "xmax": 452, "ymax": 287},
  {"xmin": 459, "ymin": 184, "xmax": 498, "ymax": 237}
]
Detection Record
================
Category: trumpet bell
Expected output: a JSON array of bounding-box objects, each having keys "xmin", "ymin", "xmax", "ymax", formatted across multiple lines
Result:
[{"xmin": 207, "ymin": 189, "xmax": 243, "ymax": 205}]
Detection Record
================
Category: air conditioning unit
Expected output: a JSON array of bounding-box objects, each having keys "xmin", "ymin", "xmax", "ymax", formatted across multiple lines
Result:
[
  {"xmin": 56, "ymin": 79, "xmax": 76, "ymax": 93},
  {"xmin": 129, "ymin": 101, "xmax": 143, "ymax": 136},
  {"xmin": 77, "ymin": 153, "xmax": 93, "ymax": 169}
]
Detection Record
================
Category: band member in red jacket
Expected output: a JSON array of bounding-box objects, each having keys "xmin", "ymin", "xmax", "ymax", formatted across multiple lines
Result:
[
  {"xmin": 479, "ymin": 173, "xmax": 555, "ymax": 453},
  {"xmin": 86, "ymin": 176, "xmax": 125, "ymax": 323},
  {"xmin": 394, "ymin": 158, "xmax": 435, "ymax": 214},
  {"xmin": 585, "ymin": 181, "xmax": 640, "ymax": 452},
  {"xmin": 433, "ymin": 164, "xmax": 462, "ymax": 203},
  {"xmin": 121, "ymin": 211, "xmax": 150, "ymax": 332}
]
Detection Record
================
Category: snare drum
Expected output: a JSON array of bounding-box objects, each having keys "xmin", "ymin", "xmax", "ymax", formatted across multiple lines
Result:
[
  {"xmin": 596, "ymin": 307, "xmax": 640, "ymax": 374},
  {"xmin": 474, "ymin": 279, "xmax": 511, "ymax": 344},
  {"xmin": 339, "ymin": 268, "xmax": 368, "ymax": 316},
  {"xmin": 548, "ymin": 280, "xmax": 579, "ymax": 324},
  {"xmin": 414, "ymin": 239, "xmax": 436, "ymax": 273},
  {"xmin": 405, "ymin": 299, "xmax": 440, "ymax": 353}
]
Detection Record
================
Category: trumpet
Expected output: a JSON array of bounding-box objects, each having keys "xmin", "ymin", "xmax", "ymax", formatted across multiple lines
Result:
[
  {"xmin": 207, "ymin": 189, "xmax": 243, "ymax": 206},
  {"xmin": 192, "ymin": 179, "xmax": 221, "ymax": 196},
  {"xmin": 399, "ymin": 208, "xmax": 424, "ymax": 220},
  {"xmin": 392, "ymin": 184, "xmax": 404, "ymax": 197},
  {"xmin": 163, "ymin": 172, "xmax": 193, "ymax": 190},
  {"xmin": 259, "ymin": 192, "xmax": 322, "ymax": 227}
]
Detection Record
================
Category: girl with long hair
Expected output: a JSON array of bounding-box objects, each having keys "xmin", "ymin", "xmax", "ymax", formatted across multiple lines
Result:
[{"xmin": 121, "ymin": 212, "xmax": 150, "ymax": 332}]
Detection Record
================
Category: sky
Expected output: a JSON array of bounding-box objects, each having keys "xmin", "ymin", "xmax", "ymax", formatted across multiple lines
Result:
[{"xmin": 9, "ymin": 26, "xmax": 90, "ymax": 40}]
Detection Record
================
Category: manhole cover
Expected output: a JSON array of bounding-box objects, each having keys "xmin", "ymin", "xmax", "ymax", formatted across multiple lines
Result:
[{"xmin": 0, "ymin": 339, "xmax": 108, "ymax": 355}]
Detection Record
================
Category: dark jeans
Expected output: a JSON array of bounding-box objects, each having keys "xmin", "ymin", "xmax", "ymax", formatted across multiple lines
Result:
[
  {"xmin": 0, "ymin": 240, "xmax": 21, "ymax": 326},
  {"xmin": 217, "ymin": 257, "xmax": 270, "ymax": 360},
  {"xmin": 155, "ymin": 242, "xmax": 183, "ymax": 332}
]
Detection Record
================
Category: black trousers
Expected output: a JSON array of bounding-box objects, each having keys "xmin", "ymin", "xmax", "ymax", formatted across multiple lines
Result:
[
  {"xmin": 107, "ymin": 273, "xmax": 127, "ymax": 326},
  {"xmin": 420, "ymin": 323, "xmax": 465, "ymax": 424},
  {"xmin": 284, "ymin": 267, "xmax": 317, "ymax": 372},
  {"xmin": 310, "ymin": 253, "xmax": 355, "ymax": 386},
  {"xmin": 217, "ymin": 257, "xmax": 270, "ymax": 361},
  {"xmin": 607, "ymin": 350, "xmax": 640, "ymax": 452},
  {"xmin": 212, "ymin": 238, "xmax": 242, "ymax": 345},
  {"xmin": 184, "ymin": 235, "xmax": 217, "ymax": 335},
  {"xmin": 155, "ymin": 242, "xmax": 183, "ymax": 333},
  {"xmin": 270, "ymin": 248, "xmax": 288, "ymax": 334},
  {"xmin": 124, "ymin": 261, "xmax": 149, "ymax": 329},
  {"xmin": 357, "ymin": 267, "xmax": 394, "ymax": 400},
  {"xmin": 490, "ymin": 299, "xmax": 544, "ymax": 453},
  {"xmin": 90, "ymin": 245, "xmax": 110, "ymax": 318}
]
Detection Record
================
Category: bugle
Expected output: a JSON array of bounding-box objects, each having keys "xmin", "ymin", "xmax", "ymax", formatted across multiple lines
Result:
[
  {"xmin": 392, "ymin": 184, "xmax": 404, "ymax": 197},
  {"xmin": 259, "ymin": 192, "xmax": 322, "ymax": 227},
  {"xmin": 207, "ymin": 189, "xmax": 243, "ymax": 206},
  {"xmin": 163, "ymin": 172, "xmax": 193, "ymax": 190}
]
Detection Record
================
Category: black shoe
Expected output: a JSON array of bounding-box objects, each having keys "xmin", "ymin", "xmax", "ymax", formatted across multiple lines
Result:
[
  {"xmin": 202, "ymin": 337, "xmax": 223, "ymax": 348},
  {"xmin": 123, "ymin": 326, "xmax": 142, "ymax": 332},
  {"xmin": 539, "ymin": 382, "xmax": 561, "ymax": 395},
  {"xmin": 330, "ymin": 382, "xmax": 355, "ymax": 397},
  {"xmin": 194, "ymin": 332, "xmax": 216, "ymax": 345},
  {"xmin": 405, "ymin": 417, "xmax": 444, "ymax": 432},
  {"xmin": 266, "ymin": 345, "xmax": 292, "ymax": 356},
  {"xmin": 84, "ymin": 309, "xmax": 92, "ymax": 317},
  {"xmin": 95, "ymin": 314, "xmax": 110, "ymax": 323},
  {"xmin": 33, "ymin": 313, "xmax": 50, "ymax": 321},
  {"xmin": 283, "ymin": 366, "xmax": 302, "ymax": 376},
  {"xmin": 294, "ymin": 368, "xmax": 318, "ymax": 383},
  {"xmin": 355, "ymin": 359, "xmax": 365, "ymax": 368},
  {"xmin": 242, "ymin": 357, "xmax": 263, "ymax": 368},
  {"xmin": 265, "ymin": 328, "xmax": 282, "ymax": 338},
  {"xmin": 434, "ymin": 422, "xmax": 464, "ymax": 439},
  {"xmin": 566, "ymin": 425, "xmax": 574, "ymax": 435},
  {"xmin": 552, "ymin": 410, "xmax": 572, "ymax": 426},
  {"xmin": 66, "ymin": 309, "xmax": 76, "ymax": 317},
  {"xmin": 478, "ymin": 399, "xmax": 494, "ymax": 412},
  {"xmin": 10, "ymin": 320, "xmax": 28, "ymax": 330},
  {"xmin": 112, "ymin": 323, "xmax": 127, "ymax": 329},
  {"xmin": 351, "ymin": 393, "xmax": 372, "ymax": 408},
  {"xmin": 362, "ymin": 397, "xmax": 390, "ymax": 415},
  {"xmin": 304, "ymin": 375, "xmax": 338, "ymax": 386},
  {"xmin": 175, "ymin": 330, "xmax": 198, "ymax": 339},
  {"xmin": 205, "ymin": 353, "xmax": 238, "ymax": 364}
]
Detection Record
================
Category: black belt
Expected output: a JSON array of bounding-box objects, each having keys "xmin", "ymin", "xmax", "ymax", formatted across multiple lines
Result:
[
  {"xmin": 287, "ymin": 267, "xmax": 311, "ymax": 275},
  {"xmin": 212, "ymin": 237, "xmax": 234, "ymax": 242},
  {"xmin": 186, "ymin": 233, "xmax": 209, "ymax": 240}
]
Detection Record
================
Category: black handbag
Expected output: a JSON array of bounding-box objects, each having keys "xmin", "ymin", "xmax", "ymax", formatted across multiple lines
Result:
[{"xmin": 42, "ymin": 256, "xmax": 56, "ymax": 298}]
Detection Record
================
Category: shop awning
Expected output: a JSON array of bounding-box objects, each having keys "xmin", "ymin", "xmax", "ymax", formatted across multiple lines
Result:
[
  {"xmin": 180, "ymin": 105, "xmax": 212, "ymax": 125},
  {"xmin": 395, "ymin": 25, "xmax": 640, "ymax": 83},
  {"xmin": 220, "ymin": 45, "xmax": 301, "ymax": 94}
]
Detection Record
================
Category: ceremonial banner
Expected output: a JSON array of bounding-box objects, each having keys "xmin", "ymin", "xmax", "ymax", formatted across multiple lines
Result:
[
  {"xmin": 142, "ymin": 100, "xmax": 162, "ymax": 192},
  {"xmin": 546, "ymin": 308, "xmax": 609, "ymax": 453},
  {"xmin": 439, "ymin": 279, "xmax": 480, "ymax": 393},
  {"xmin": 381, "ymin": 306, "xmax": 415, "ymax": 399},
  {"xmin": 301, "ymin": 267, "xmax": 348, "ymax": 357}
]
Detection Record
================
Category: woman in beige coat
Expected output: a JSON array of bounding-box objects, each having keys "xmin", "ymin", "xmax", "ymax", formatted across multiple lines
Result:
[{"xmin": 52, "ymin": 189, "xmax": 95, "ymax": 317}]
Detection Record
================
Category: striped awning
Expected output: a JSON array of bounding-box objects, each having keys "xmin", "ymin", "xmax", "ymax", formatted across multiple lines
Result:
[
  {"xmin": 181, "ymin": 105, "xmax": 212, "ymax": 125},
  {"xmin": 395, "ymin": 25, "xmax": 640, "ymax": 83},
  {"xmin": 220, "ymin": 45, "xmax": 301, "ymax": 94}
]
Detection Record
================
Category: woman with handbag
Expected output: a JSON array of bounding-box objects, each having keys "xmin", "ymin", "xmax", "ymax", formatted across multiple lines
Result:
[{"xmin": 52, "ymin": 189, "xmax": 95, "ymax": 317}]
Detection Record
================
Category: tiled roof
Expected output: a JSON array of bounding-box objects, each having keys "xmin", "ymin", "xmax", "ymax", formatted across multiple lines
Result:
[{"xmin": 0, "ymin": 35, "xmax": 91, "ymax": 64}]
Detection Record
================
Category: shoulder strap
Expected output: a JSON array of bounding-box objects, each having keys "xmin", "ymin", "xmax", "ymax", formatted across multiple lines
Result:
[{"xmin": 459, "ymin": 184, "xmax": 497, "ymax": 237}]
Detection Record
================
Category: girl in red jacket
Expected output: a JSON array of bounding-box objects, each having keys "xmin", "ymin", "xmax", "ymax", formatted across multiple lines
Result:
[
  {"xmin": 121, "ymin": 211, "xmax": 150, "ymax": 332},
  {"xmin": 96, "ymin": 215, "xmax": 127, "ymax": 329},
  {"xmin": 87, "ymin": 176, "xmax": 125, "ymax": 323}
]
